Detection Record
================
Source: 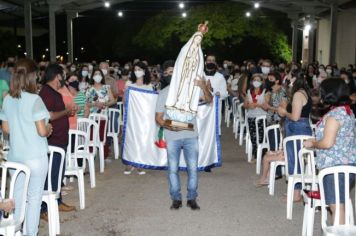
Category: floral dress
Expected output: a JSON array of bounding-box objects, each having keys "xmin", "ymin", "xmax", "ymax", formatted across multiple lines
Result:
[
  {"xmin": 266, "ymin": 87, "xmax": 288, "ymax": 125},
  {"xmin": 86, "ymin": 85, "xmax": 110, "ymax": 113},
  {"xmin": 315, "ymin": 106, "xmax": 356, "ymax": 169}
]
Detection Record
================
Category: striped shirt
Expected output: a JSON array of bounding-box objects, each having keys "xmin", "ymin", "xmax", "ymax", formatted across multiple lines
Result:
[{"xmin": 74, "ymin": 92, "xmax": 86, "ymax": 118}]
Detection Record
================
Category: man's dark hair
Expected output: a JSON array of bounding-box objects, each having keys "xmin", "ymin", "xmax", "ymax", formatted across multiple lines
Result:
[
  {"xmin": 162, "ymin": 60, "xmax": 175, "ymax": 72},
  {"xmin": 320, "ymin": 78, "xmax": 350, "ymax": 106},
  {"xmin": 43, "ymin": 64, "xmax": 63, "ymax": 83}
]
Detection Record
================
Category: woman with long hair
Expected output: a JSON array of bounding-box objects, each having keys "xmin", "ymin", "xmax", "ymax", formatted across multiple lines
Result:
[
  {"xmin": 0, "ymin": 58, "xmax": 52, "ymax": 235},
  {"xmin": 278, "ymin": 70, "xmax": 313, "ymax": 202}
]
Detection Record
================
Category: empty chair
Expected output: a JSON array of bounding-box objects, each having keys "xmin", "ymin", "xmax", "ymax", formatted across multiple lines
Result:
[
  {"xmin": 318, "ymin": 166, "xmax": 356, "ymax": 236},
  {"xmin": 231, "ymin": 98, "xmax": 240, "ymax": 138},
  {"xmin": 237, "ymin": 103, "xmax": 247, "ymax": 146},
  {"xmin": 42, "ymin": 146, "xmax": 65, "ymax": 236},
  {"xmin": 65, "ymin": 130, "xmax": 86, "ymax": 209},
  {"xmin": 117, "ymin": 101, "xmax": 124, "ymax": 127},
  {"xmin": 89, "ymin": 113, "xmax": 108, "ymax": 173},
  {"xmin": 107, "ymin": 108, "xmax": 121, "ymax": 160},
  {"xmin": 77, "ymin": 118, "xmax": 98, "ymax": 188},
  {"xmin": 0, "ymin": 162, "xmax": 31, "ymax": 236}
]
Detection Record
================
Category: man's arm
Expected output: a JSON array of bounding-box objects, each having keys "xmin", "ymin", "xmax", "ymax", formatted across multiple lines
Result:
[{"xmin": 195, "ymin": 79, "xmax": 213, "ymax": 103}]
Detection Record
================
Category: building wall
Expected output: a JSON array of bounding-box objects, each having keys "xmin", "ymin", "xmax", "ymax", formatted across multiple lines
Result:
[{"xmin": 316, "ymin": 8, "xmax": 356, "ymax": 67}]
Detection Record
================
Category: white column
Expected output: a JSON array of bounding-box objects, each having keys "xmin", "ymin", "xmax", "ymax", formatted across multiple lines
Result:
[
  {"xmin": 66, "ymin": 11, "xmax": 78, "ymax": 63},
  {"xmin": 24, "ymin": 1, "xmax": 33, "ymax": 59}
]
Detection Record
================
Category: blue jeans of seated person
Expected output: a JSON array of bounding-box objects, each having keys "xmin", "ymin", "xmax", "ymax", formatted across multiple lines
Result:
[
  {"xmin": 285, "ymin": 118, "xmax": 312, "ymax": 190},
  {"xmin": 41, "ymin": 144, "xmax": 67, "ymax": 213},
  {"xmin": 323, "ymin": 171, "xmax": 356, "ymax": 205},
  {"xmin": 166, "ymin": 137, "xmax": 199, "ymax": 201},
  {"xmin": 12, "ymin": 156, "xmax": 48, "ymax": 236}
]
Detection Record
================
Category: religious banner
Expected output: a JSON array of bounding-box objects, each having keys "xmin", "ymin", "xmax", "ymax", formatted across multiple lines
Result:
[{"xmin": 122, "ymin": 87, "xmax": 221, "ymax": 170}]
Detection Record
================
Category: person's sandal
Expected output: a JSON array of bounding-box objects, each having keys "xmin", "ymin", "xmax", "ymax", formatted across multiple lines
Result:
[{"xmin": 124, "ymin": 166, "xmax": 135, "ymax": 175}]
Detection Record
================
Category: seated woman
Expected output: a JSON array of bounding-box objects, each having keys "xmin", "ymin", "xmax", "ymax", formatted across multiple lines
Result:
[
  {"xmin": 255, "ymin": 120, "xmax": 285, "ymax": 187},
  {"xmin": 304, "ymin": 78, "xmax": 356, "ymax": 225}
]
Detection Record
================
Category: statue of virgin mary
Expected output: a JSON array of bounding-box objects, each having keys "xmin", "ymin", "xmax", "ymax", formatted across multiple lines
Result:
[{"xmin": 165, "ymin": 22, "xmax": 209, "ymax": 124}]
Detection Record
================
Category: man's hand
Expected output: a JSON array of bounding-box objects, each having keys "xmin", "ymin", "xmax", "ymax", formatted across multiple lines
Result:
[
  {"xmin": 1, "ymin": 199, "xmax": 15, "ymax": 213},
  {"xmin": 46, "ymin": 123, "xmax": 53, "ymax": 137},
  {"xmin": 194, "ymin": 78, "xmax": 207, "ymax": 89}
]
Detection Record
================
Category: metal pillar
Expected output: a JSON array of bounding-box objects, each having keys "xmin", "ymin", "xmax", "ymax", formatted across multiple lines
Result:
[
  {"xmin": 329, "ymin": 3, "xmax": 338, "ymax": 64},
  {"xmin": 291, "ymin": 20, "xmax": 299, "ymax": 63},
  {"xmin": 66, "ymin": 11, "xmax": 78, "ymax": 63},
  {"xmin": 308, "ymin": 15, "xmax": 316, "ymax": 65},
  {"xmin": 49, "ymin": 3, "xmax": 60, "ymax": 62},
  {"xmin": 24, "ymin": 1, "xmax": 33, "ymax": 59}
]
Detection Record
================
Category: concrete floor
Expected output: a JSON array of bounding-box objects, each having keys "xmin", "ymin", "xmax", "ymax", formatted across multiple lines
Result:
[{"xmin": 39, "ymin": 125, "xmax": 323, "ymax": 236}]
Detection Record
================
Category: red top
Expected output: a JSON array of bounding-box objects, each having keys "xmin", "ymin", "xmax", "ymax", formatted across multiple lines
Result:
[
  {"xmin": 39, "ymin": 84, "xmax": 69, "ymax": 146},
  {"xmin": 116, "ymin": 80, "xmax": 126, "ymax": 99}
]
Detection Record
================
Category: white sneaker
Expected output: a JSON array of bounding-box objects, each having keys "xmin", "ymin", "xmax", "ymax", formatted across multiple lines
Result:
[
  {"xmin": 124, "ymin": 167, "xmax": 134, "ymax": 175},
  {"xmin": 137, "ymin": 169, "xmax": 146, "ymax": 175}
]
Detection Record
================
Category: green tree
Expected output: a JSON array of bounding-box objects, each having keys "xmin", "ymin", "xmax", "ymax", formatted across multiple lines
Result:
[{"xmin": 134, "ymin": 2, "xmax": 292, "ymax": 62}]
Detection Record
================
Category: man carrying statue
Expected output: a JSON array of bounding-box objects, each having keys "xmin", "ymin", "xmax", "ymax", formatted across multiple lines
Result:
[{"xmin": 155, "ymin": 22, "xmax": 213, "ymax": 210}]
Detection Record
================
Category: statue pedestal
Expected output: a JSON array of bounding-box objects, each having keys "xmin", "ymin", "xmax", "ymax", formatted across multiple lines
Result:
[{"xmin": 164, "ymin": 120, "xmax": 194, "ymax": 131}]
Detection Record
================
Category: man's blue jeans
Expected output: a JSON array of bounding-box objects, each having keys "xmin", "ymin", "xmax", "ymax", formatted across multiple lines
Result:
[{"xmin": 166, "ymin": 137, "xmax": 199, "ymax": 201}]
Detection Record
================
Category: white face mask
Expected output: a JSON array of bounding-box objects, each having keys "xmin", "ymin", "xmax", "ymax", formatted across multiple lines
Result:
[
  {"xmin": 88, "ymin": 65, "xmax": 93, "ymax": 71},
  {"xmin": 223, "ymin": 64, "xmax": 228, "ymax": 69},
  {"xmin": 261, "ymin": 66, "xmax": 270, "ymax": 75},
  {"xmin": 253, "ymin": 81, "xmax": 262, "ymax": 88},
  {"xmin": 101, "ymin": 69, "xmax": 108, "ymax": 76},
  {"xmin": 326, "ymin": 69, "xmax": 332, "ymax": 74},
  {"xmin": 81, "ymin": 70, "xmax": 89, "ymax": 77},
  {"xmin": 124, "ymin": 65, "xmax": 130, "ymax": 70},
  {"xmin": 93, "ymin": 75, "xmax": 103, "ymax": 83},
  {"xmin": 70, "ymin": 67, "xmax": 76, "ymax": 72},
  {"xmin": 134, "ymin": 70, "xmax": 145, "ymax": 79}
]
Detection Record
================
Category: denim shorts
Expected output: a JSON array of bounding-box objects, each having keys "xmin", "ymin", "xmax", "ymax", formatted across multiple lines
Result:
[{"xmin": 323, "ymin": 173, "xmax": 355, "ymax": 204}]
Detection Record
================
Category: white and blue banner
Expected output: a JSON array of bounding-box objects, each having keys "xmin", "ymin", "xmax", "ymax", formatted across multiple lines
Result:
[{"xmin": 122, "ymin": 87, "xmax": 221, "ymax": 171}]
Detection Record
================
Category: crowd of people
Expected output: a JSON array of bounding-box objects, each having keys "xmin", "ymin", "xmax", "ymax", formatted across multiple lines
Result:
[{"xmin": 0, "ymin": 54, "xmax": 355, "ymax": 234}]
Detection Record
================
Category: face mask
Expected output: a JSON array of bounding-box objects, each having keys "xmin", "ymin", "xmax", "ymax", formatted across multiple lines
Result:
[
  {"xmin": 70, "ymin": 67, "xmax": 76, "ymax": 72},
  {"xmin": 134, "ymin": 70, "xmax": 145, "ymax": 79},
  {"xmin": 326, "ymin": 69, "xmax": 332, "ymax": 74},
  {"xmin": 261, "ymin": 66, "xmax": 270, "ymax": 75},
  {"xmin": 241, "ymin": 66, "xmax": 246, "ymax": 72},
  {"xmin": 162, "ymin": 75, "xmax": 172, "ymax": 85},
  {"xmin": 223, "ymin": 64, "xmax": 228, "ymax": 69},
  {"xmin": 69, "ymin": 80, "xmax": 79, "ymax": 91},
  {"xmin": 253, "ymin": 81, "xmax": 262, "ymax": 88},
  {"xmin": 101, "ymin": 69, "xmax": 108, "ymax": 76},
  {"xmin": 93, "ymin": 75, "xmax": 103, "ymax": 83},
  {"xmin": 345, "ymin": 79, "xmax": 350, "ymax": 84},
  {"xmin": 124, "ymin": 65, "xmax": 130, "ymax": 70},
  {"xmin": 206, "ymin": 63, "xmax": 216, "ymax": 70},
  {"xmin": 81, "ymin": 70, "xmax": 89, "ymax": 77},
  {"xmin": 79, "ymin": 82, "xmax": 87, "ymax": 91},
  {"xmin": 114, "ymin": 68, "xmax": 119, "ymax": 73},
  {"xmin": 59, "ymin": 78, "xmax": 66, "ymax": 88},
  {"xmin": 88, "ymin": 65, "xmax": 93, "ymax": 71}
]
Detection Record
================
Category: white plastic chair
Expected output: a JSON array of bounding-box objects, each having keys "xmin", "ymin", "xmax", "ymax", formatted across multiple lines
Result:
[
  {"xmin": 64, "ymin": 129, "xmax": 86, "ymax": 209},
  {"xmin": 42, "ymin": 146, "xmax": 65, "ymax": 236},
  {"xmin": 283, "ymin": 135, "xmax": 314, "ymax": 220},
  {"xmin": 267, "ymin": 124, "xmax": 285, "ymax": 196},
  {"xmin": 224, "ymin": 98, "xmax": 232, "ymax": 127},
  {"xmin": 77, "ymin": 118, "xmax": 98, "ymax": 188},
  {"xmin": 107, "ymin": 108, "xmax": 121, "ymax": 160},
  {"xmin": 255, "ymin": 115, "xmax": 268, "ymax": 174},
  {"xmin": 117, "ymin": 101, "xmax": 124, "ymax": 127},
  {"xmin": 0, "ymin": 162, "xmax": 31, "ymax": 236},
  {"xmin": 89, "ymin": 113, "xmax": 108, "ymax": 173},
  {"xmin": 237, "ymin": 103, "xmax": 247, "ymax": 146},
  {"xmin": 318, "ymin": 166, "xmax": 356, "ymax": 236},
  {"xmin": 0, "ymin": 132, "xmax": 10, "ymax": 160},
  {"xmin": 231, "ymin": 98, "xmax": 240, "ymax": 138},
  {"xmin": 299, "ymin": 148, "xmax": 319, "ymax": 236}
]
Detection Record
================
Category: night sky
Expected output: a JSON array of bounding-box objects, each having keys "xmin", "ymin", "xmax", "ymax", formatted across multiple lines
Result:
[{"xmin": 19, "ymin": 0, "xmax": 291, "ymax": 64}]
